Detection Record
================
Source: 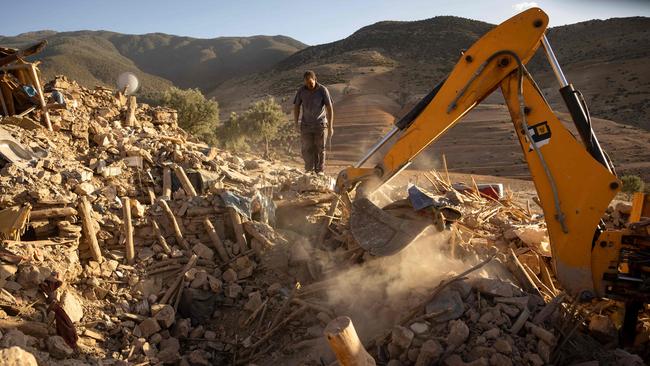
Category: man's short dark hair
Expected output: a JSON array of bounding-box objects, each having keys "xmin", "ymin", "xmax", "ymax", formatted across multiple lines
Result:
[{"xmin": 304, "ymin": 70, "xmax": 316, "ymax": 79}]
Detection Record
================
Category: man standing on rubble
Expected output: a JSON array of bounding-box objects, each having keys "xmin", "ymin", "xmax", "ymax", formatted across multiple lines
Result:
[{"xmin": 293, "ymin": 70, "xmax": 334, "ymax": 174}]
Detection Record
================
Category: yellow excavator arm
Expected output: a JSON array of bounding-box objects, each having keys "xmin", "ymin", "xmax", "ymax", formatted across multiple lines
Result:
[{"xmin": 336, "ymin": 7, "xmax": 632, "ymax": 299}]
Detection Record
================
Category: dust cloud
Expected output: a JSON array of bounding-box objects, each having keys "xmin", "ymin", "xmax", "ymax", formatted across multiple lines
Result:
[{"xmin": 323, "ymin": 227, "xmax": 471, "ymax": 340}]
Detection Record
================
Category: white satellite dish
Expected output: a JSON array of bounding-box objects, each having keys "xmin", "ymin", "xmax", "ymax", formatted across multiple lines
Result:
[{"xmin": 117, "ymin": 72, "xmax": 140, "ymax": 95}]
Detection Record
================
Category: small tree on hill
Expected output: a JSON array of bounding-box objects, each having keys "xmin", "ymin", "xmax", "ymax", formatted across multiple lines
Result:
[
  {"xmin": 219, "ymin": 112, "xmax": 249, "ymax": 151},
  {"xmin": 159, "ymin": 87, "xmax": 220, "ymax": 145},
  {"xmin": 241, "ymin": 97, "xmax": 285, "ymax": 157}
]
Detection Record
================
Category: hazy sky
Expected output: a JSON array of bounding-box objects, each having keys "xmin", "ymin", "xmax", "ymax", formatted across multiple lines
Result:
[{"xmin": 1, "ymin": 0, "xmax": 648, "ymax": 45}]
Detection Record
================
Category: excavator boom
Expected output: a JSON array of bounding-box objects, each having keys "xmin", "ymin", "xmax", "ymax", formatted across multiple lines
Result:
[{"xmin": 336, "ymin": 7, "xmax": 626, "ymax": 298}]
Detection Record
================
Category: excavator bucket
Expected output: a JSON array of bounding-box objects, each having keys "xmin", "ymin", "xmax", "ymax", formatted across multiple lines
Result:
[{"xmin": 350, "ymin": 197, "xmax": 431, "ymax": 256}]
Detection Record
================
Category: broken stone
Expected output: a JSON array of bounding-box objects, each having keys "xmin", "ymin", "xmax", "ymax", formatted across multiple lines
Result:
[
  {"xmin": 189, "ymin": 325, "xmax": 205, "ymax": 338},
  {"xmin": 409, "ymin": 322, "xmax": 429, "ymax": 335},
  {"xmin": 222, "ymin": 268, "xmax": 237, "ymax": 283},
  {"xmin": 17, "ymin": 265, "xmax": 49, "ymax": 289},
  {"xmin": 151, "ymin": 304, "xmax": 175, "ymax": 328},
  {"xmin": 471, "ymin": 278, "xmax": 517, "ymax": 298},
  {"xmin": 204, "ymin": 330, "xmax": 217, "ymax": 340},
  {"xmin": 60, "ymin": 290, "xmax": 84, "ymax": 323},
  {"xmin": 47, "ymin": 335, "xmax": 74, "ymax": 359},
  {"xmin": 0, "ymin": 346, "xmax": 38, "ymax": 366},
  {"xmin": 135, "ymin": 317, "xmax": 161, "ymax": 338},
  {"xmin": 74, "ymin": 182, "xmax": 95, "ymax": 196},
  {"xmin": 142, "ymin": 341, "xmax": 157, "ymax": 358},
  {"xmin": 493, "ymin": 339, "xmax": 512, "ymax": 354},
  {"xmin": 489, "ymin": 353, "xmax": 513, "ymax": 366},
  {"xmin": 237, "ymin": 265, "xmax": 254, "ymax": 280},
  {"xmin": 391, "ymin": 326, "xmax": 414, "ymax": 350},
  {"xmin": 446, "ymin": 319, "xmax": 469, "ymax": 349},
  {"xmin": 482, "ymin": 328, "xmax": 500, "ymax": 339},
  {"xmin": 425, "ymin": 288, "xmax": 464, "ymax": 322},
  {"xmin": 130, "ymin": 199, "xmax": 146, "ymax": 217},
  {"xmin": 207, "ymin": 275, "xmax": 222, "ymax": 293},
  {"xmin": 192, "ymin": 243, "xmax": 214, "ymax": 260},
  {"xmin": 267, "ymin": 282, "xmax": 282, "ymax": 295},
  {"xmin": 615, "ymin": 202, "xmax": 633, "ymax": 215},
  {"xmin": 188, "ymin": 349, "xmax": 210, "ymax": 366},
  {"xmin": 190, "ymin": 271, "xmax": 209, "ymax": 289},
  {"xmin": 157, "ymin": 337, "xmax": 180, "ymax": 363},
  {"xmin": 244, "ymin": 291, "xmax": 263, "ymax": 312},
  {"xmin": 0, "ymin": 264, "xmax": 18, "ymax": 280},
  {"xmin": 173, "ymin": 319, "xmax": 191, "ymax": 338},
  {"xmin": 526, "ymin": 322, "xmax": 555, "ymax": 345},
  {"xmin": 449, "ymin": 278, "xmax": 472, "ymax": 299},
  {"xmin": 0, "ymin": 329, "xmax": 26, "ymax": 348},
  {"xmin": 225, "ymin": 284, "xmax": 243, "ymax": 298},
  {"xmin": 523, "ymin": 353, "xmax": 544, "ymax": 366},
  {"xmin": 415, "ymin": 340, "xmax": 443, "ymax": 366},
  {"xmin": 408, "ymin": 348, "xmax": 420, "ymax": 363}
]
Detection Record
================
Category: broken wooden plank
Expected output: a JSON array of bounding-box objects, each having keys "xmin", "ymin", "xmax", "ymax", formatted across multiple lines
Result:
[
  {"xmin": 173, "ymin": 164, "xmax": 197, "ymax": 197},
  {"xmin": 203, "ymin": 218, "xmax": 229, "ymax": 262},
  {"xmin": 160, "ymin": 254, "xmax": 198, "ymax": 305},
  {"xmin": 228, "ymin": 207, "xmax": 248, "ymax": 251},
  {"xmin": 150, "ymin": 219, "xmax": 172, "ymax": 255},
  {"xmin": 28, "ymin": 63, "xmax": 52, "ymax": 131},
  {"xmin": 325, "ymin": 316, "xmax": 376, "ymax": 366},
  {"xmin": 125, "ymin": 95, "xmax": 137, "ymax": 127},
  {"xmin": 162, "ymin": 167, "xmax": 172, "ymax": 200},
  {"xmin": 158, "ymin": 198, "xmax": 189, "ymax": 250},
  {"xmin": 78, "ymin": 196, "xmax": 102, "ymax": 263},
  {"xmin": 122, "ymin": 197, "xmax": 135, "ymax": 264},
  {"xmin": 30, "ymin": 207, "xmax": 77, "ymax": 220}
]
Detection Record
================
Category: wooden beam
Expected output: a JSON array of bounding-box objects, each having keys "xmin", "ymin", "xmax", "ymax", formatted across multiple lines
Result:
[
  {"xmin": 158, "ymin": 198, "xmax": 189, "ymax": 250},
  {"xmin": 30, "ymin": 207, "xmax": 77, "ymax": 220},
  {"xmin": 150, "ymin": 219, "xmax": 172, "ymax": 255},
  {"xmin": 125, "ymin": 95, "xmax": 137, "ymax": 127},
  {"xmin": 78, "ymin": 196, "xmax": 102, "ymax": 263},
  {"xmin": 228, "ymin": 207, "xmax": 248, "ymax": 251},
  {"xmin": 28, "ymin": 63, "xmax": 52, "ymax": 131},
  {"xmin": 122, "ymin": 197, "xmax": 135, "ymax": 263},
  {"xmin": 324, "ymin": 316, "xmax": 376, "ymax": 366},
  {"xmin": 162, "ymin": 167, "xmax": 172, "ymax": 200},
  {"xmin": 172, "ymin": 164, "xmax": 197, "ymax": 197},
  {"xmin": 202, "ymin": 218, "xmax": 229, "ymax": 262}
]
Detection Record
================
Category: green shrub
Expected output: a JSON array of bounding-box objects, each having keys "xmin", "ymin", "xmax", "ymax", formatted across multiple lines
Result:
[
  {"xmin": 219, "ymin": 112, "xmax": 249, "ymax": 151},
  {"xmin": 158, "ymin": 87, "xmax": 220, "ymax": 146},
  {"xmin": 621, "ymin": 175, "xmax": 645, "ymax": 195},
  {"xmin": 240, "ymin": 97, "xmax": 287, "ymax": 157}
]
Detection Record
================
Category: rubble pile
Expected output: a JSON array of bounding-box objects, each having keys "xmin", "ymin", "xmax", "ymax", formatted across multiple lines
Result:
[
  {"xmin": 301, "ymin": 172, "xmax": 647, "ymax": 366},
  {"xmin": 0, "ymin": 72, "xmax": 646, "ymax": 366},
  {"xmin": 0, "ymin": 75, "xmax": 339, "ymax": 365}
]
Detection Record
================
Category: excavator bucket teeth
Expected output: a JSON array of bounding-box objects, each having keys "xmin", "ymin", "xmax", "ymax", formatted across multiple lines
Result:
[{"xmin": 350, "ymin": 197, "xmax": 431, "ymax": 256}]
